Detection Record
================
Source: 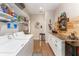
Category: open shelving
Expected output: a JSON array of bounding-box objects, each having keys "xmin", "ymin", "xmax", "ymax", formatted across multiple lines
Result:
[{"xmin": 0, "ymin": 11, "xmax": 17, "ymax": 22}]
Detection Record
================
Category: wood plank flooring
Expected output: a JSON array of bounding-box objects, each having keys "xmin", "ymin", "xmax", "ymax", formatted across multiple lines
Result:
[{"xmin": 33, "ymin": 40, "xmax": 55, "ymax": 56}]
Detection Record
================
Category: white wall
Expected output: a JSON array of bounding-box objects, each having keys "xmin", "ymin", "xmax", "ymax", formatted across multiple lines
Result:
[
  {"xmin": 54, "ymin": 3, "xmax": 79, "ymax": 21},
  {"xmin": 45, "ymin": 11, "xmax": 54, "ymax": 42},
  {"xmin": 45, "ymin": 11, "xmax": 54, "ymax": 33},
  {"xmin": 30, "ymin": 11, "xmax": 54, "ymax": 41},
  {"xmin": 30, "ymin": 14, "xmax": 45, "ymax": 40}
]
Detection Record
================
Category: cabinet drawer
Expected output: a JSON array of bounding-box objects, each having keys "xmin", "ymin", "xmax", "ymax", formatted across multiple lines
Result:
[{"xmin": 47, "ymin": 33, "xmax": 65, "ymax": 56}]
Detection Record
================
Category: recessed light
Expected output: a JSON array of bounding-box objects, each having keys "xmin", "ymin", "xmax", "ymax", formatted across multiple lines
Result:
[{"xmin": 40, "ymin": 7, "xmax": 43, "ymax": 10}]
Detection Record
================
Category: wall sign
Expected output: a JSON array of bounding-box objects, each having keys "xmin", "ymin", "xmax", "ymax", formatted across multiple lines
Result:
[
  {"xmin": 7, "ymin": 22, "xmax": 17, "ymax": 29},
  {"xmin": 13, "ymin": 22, "xmax": 17, "ymax": 29},
  {"xmin": 7, "ymin": 23, "xmax": 11, "ymax": 29}
]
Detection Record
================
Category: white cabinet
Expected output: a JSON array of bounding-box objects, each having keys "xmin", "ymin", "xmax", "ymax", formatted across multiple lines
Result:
[
  {"xmin": 45, "ymin": 33, "xmax": 50, "ymax": 43},
  {"xmin": 17, "ymin": 38, "xmax": 33, "ymax": 56},
  {"xmin": 47, "ymin": 33, "xmax": 65, "ymax": 56}
]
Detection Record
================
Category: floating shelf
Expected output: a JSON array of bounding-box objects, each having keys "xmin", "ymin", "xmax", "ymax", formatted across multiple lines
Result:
[
  {"xmin": 0, "ymin": 16, "xmax": 11, "ymax": 22},
  {"xmin": 8, "ymin": 4, "xmax": 29, "ymax": 19},
  {"xmin": 0, "ymin": 11, "xmax": 17, "ymax": 22}
]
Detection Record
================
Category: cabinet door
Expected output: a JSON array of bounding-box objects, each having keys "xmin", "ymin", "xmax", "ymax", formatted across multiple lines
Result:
[
  {"xmin": 48, "ymin": 34, "xmax": 65, "ymax": 56},
  {"xmin": 45, "ymin": 33, "xmax": 51, "ymax": 43},
  {"xmin": 48, "ymin": 35, "xmax": 56, "ymax": 55},
  {"xmin": 66, "ymin": 44, "xmax": 71, "ymax": 55},
  {"xmin": 76, "ymin": 47, "xmax": 79, "ymax": 56},
  {"xmin": 51, "ymin": 38, "xmax": 56, "ymax": 52},
  {"xmin": 54, "ymin": 38, "xmax": 65, "ymax": 56},
  {"xmin": 65, "ymin": 43, "xmax": 76, "ymax": 56},
  {"xmin": 50, "ymin": 35, "xmax": 63, "ymax": 56}
]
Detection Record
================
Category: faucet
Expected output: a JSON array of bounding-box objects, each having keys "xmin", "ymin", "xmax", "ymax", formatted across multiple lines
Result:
[{"xmin": 7, "ymin": 33, "xmax": 14, "ymax": 40}]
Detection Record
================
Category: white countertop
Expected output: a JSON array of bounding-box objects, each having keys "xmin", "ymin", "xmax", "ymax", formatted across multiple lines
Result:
[{"xmin": 0, "ymin": 34, "xmax": 33, "ymax": 56}]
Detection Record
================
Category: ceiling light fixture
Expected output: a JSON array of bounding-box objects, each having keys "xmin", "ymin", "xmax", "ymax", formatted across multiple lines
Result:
[{"xmin": 39, "ymin": 6, "xmax": 45, "ymax": 14}]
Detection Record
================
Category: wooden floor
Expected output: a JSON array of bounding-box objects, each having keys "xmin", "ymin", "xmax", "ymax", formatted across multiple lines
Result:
[{"xmin": 33, "ymin": 40, "xmax": 55, "ymax": 56}]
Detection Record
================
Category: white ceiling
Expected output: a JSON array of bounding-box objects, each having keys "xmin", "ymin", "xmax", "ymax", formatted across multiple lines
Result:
[{"xmin": 24, "ymin": 3, "xmax": 60, "ymax": 15}]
